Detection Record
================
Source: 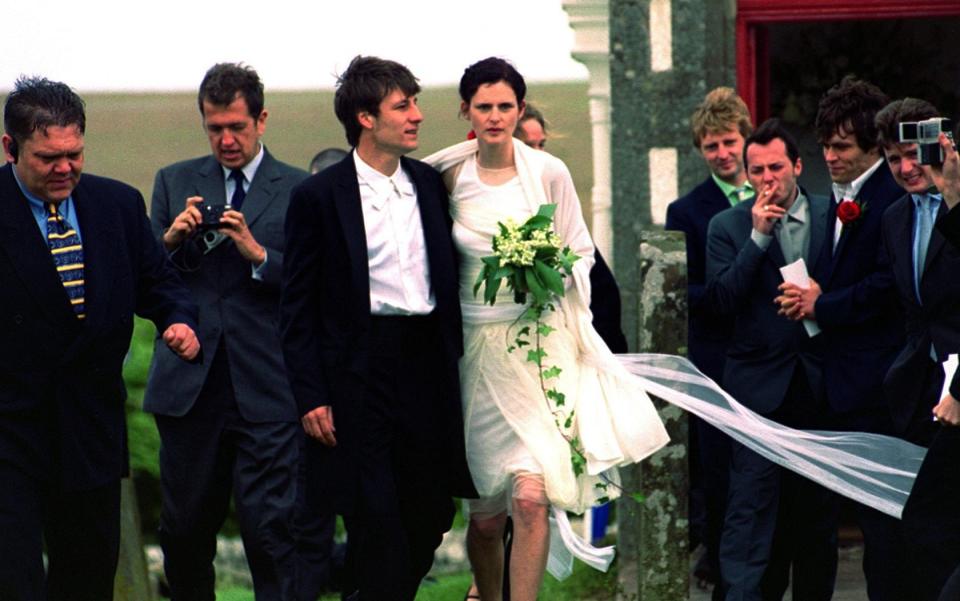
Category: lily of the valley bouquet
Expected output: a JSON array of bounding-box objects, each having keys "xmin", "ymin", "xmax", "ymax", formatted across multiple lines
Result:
[{"xmin": 473, "ymin": 204, "xmax": 580, "ymax": 307}]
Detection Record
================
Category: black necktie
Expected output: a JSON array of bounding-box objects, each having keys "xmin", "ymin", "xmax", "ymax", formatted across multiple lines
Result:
[{"xmin": 229, "ymin": 169, "xmax": 246, "ymax": 210}]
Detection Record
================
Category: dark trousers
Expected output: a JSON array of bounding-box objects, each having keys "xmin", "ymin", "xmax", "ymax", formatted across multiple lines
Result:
[
  {"xmin": 156, "ymin": 346, "xmax": 299, "ymax": 601},
  {"xmin": 903, "ymin": 425, "xmax": 960, "ymax": 601},
  {"xmin": 0, "ymin": 455, "xmax": 120, "ymax": 601},
  {"xmin": 720, "ymin": 365, "xmax": 838, "ymax": 601},
  {"xmin": 295, "ymin": 431, "xmax": 338, "ymax": 601},
  {"xmin": 693, "ymin": 416, "xmax": 731, "ymax": 600},
  {"xmin": 343, "ymin": 315, "xmax": 456, "ymax": 601},
  {"xmin": 830, "ymin": 406, "xmax": 915, "ymax": 601}
]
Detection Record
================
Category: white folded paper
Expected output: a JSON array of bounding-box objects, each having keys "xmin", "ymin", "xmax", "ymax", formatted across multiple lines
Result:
[
  {"xmin": 779, "ymin": 259, "xmax": 821, "ymax": 337},
  {"xmin": 941, "ymin": 354, "xmax": 959, "ymax": 403}
]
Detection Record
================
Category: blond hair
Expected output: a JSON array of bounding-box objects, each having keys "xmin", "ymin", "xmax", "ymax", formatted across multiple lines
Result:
[{"xmin": 690, "ymin": 87, "xmax": 753, "ymax": 148}]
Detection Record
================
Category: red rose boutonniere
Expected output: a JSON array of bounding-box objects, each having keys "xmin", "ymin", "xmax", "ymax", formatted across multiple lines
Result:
[{"xmin": 837, "ymin": 198, "xmax": 867, "ymax": 229}]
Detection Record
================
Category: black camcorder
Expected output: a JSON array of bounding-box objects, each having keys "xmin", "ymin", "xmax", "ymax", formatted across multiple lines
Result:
[{"xmin": 898, "ymin": 117, "xmax": 954, "ymax": 166}]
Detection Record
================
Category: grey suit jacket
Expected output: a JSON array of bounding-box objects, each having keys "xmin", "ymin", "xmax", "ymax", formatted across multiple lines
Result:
[
  {"xmin": 705, "ymin": 190, "xmax": 829, "ymax": 415},
  {"xmin": 144, "ymin": 149, "xmax": 306, "ymax": 422}
]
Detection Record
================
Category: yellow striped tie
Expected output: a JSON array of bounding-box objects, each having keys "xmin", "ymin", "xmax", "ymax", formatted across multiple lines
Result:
[{"xmin": 46, "ymin": 203, "xmax": 85, "ymax": 319}]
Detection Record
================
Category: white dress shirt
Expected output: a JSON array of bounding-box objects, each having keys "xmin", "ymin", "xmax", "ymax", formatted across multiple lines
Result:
[{"xmin": 353, "ymin": 151, "xmax": 435, "ymax": 315}]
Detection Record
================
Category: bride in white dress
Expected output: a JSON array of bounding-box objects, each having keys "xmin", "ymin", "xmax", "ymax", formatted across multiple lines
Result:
[{"xmin": 424, "ymin": 57, "xmax": 669, "ymax": 601}]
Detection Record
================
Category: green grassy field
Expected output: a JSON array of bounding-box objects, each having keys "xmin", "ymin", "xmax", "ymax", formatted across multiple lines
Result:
[{"xmin": 80, "ymin": 82, "xmax": 594, "ymax": 221}]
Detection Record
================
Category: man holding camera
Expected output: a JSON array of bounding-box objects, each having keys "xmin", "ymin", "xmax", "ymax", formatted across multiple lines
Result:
[
  {"xmin": 874, "ymin": 98, "xmax": 960, "ymax": 600},
  {"xmin": 145, "ymin": 63, "xmax": 306, "ymax": 600}
]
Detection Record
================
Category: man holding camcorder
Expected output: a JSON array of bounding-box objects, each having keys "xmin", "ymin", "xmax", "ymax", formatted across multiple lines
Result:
[
  {"xmin": 145, "ymin": 62, "xmax": 306, "ymax": 600},
  {"xmin": 875, "ymin": 97, "xmax": 960, "ymax": 601}
]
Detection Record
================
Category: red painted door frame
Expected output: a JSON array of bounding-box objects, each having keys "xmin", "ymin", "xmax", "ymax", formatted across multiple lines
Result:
[{"xmin": 736, "ymin": 0, "xmax": 960, "ymax": 122}]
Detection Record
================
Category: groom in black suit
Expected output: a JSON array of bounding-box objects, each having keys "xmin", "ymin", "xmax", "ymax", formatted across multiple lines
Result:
[
  {"xmin": 280, "ymin": 56, "xmax": 476, "ymax": 601},
  {"xmin": 0, "ymin": 76, "xmax": 199, "ymax": 601},
  {"xmin": 776, "ymin": 77, "xmax": 907, "ymax": 601}
]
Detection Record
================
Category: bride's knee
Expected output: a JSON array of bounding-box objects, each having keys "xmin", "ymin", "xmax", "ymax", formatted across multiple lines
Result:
[
  {"xmin": 511, "ymin": 498, "xmax": 548, "ymax": 530},
  {"xmin": 469, "ymin": 512, "xmax": 508, "ymax": 542}
]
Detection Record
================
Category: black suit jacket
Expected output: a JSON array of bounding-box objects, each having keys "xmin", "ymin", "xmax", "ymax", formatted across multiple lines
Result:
[
  {"xmin": 705, "ymin": 190, "xmax": 829, "ymax": 414},
  {"xmin": 666, "ymin": 176, "xmax": 736, "ymax": 383},
  {"xmin": 144, "ymin": 150, "xmax": 305, "ymax": 423},
  {"xmin": 809, "ymin": 163, "xmax": 905, "ymax": 422},
  {"xmin": 280, "ymin": 154, "xmax": 475, "ymax": 510},
  {"xmin": 883, "ymin": 193, "xmax": 960, "ymax": 436},
  {"xmin": 937, "ymin": 206, "xmax": 960, "ymax": 399},
  {"xmin": 0, "ymin": 164, "xmax": 196, "ymax": 491}
]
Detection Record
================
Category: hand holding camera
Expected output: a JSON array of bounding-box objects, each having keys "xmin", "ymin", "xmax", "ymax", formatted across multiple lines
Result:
[
  {"xmin": 163, "ymin": 196, "xmax": 207, "ymax": 251},
  {"xmin": 921, "ymin": 132, "xmax": 960, "ymax": 210}
]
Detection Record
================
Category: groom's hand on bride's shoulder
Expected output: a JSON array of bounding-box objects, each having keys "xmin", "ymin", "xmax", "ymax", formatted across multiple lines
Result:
[{"xmin": 302, "ymin": 405, "xmax": 337, "ymax": 446}]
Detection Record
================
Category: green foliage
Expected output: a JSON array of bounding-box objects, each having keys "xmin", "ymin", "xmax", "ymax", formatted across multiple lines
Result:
[{"xmin": 124, "ymin": 318, "xmax": 160, "ymax": 477}]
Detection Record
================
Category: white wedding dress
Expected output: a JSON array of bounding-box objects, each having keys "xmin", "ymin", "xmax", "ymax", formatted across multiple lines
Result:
[{"xmin": 442, "ymin": 145, "xmax": 670, "ymax": 515}]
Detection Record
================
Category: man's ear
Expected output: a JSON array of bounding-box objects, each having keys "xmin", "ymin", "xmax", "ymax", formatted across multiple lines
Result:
[
  {"xmin": 1, "ymin": 134, "xmax": 18, "ymax": 164},
  {"xmin": 357, "ymin": 111, "xmax": 374, "ymax": 130}
]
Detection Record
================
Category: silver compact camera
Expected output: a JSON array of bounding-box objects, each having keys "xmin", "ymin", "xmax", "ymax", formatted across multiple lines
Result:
[{"xmin": 898, "ymin": 118, "xmax": 954, "ymax": 166}]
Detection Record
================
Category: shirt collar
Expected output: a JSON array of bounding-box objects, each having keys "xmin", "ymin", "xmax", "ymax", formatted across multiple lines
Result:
[
  {"xmin": 912, "ymin": 191, "xmax": 943, "ymax": 208},
  {"xmin": 711, "ymin": 173, "xmax": 754, "ymax": 205},
  {"xmin": 353, "ymin": 151, "xmax": 415, "ymax": 209},
  {"xmin": 220, "ymin": 143, "xmax": 265, "ymax": 184},
  {"xmin": 783, "ymin": 189, "xmax": 808, "ymax": 225},
  {"xmin": 831, "ymin": 158, "xmax": 883, "ymax": 203},
  {"xmin": 11, "ymin": 163, "xmax": 75, "ymax": 217}
]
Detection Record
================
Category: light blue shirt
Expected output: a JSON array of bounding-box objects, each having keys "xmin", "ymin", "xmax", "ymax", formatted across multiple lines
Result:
[
  {"xmin": 912, "ymin": 192, "xmax": 942, "ymax": 293},
  {"xmin": 12, "ymin": 167, "xmax": 82, "ymax": 243}
]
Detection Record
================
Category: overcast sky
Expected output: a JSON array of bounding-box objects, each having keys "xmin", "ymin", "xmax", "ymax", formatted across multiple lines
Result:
[{"xmin": 3, "ymin": 0, "xmax": 587, "ymax": 92}]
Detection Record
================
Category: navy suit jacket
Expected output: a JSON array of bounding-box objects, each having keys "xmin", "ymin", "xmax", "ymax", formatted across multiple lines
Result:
[
  {"xmin": 705, "ymin": 190, "xmax": 829, "ymax": 415},
  {"xmin": 144, "ymin": 150, "xmax": 305, "ymax": 423},
  {"xmin": 0, "ymin": 163, "xmax": 197, "ymax": 491},
  {"xmin": 809, "ymin": 163, "xmax": 905, "ymax": 424},
  {"xmin": 666, "ymin": 176, "xmax": 736, "ymax": 383},
  {"xmin": 882, "ymin": 193, "xmax": 960, "ymax": 437},
  {"xmin": 280, "ymin": 154, "xmax": 476, "ymax": 510}
]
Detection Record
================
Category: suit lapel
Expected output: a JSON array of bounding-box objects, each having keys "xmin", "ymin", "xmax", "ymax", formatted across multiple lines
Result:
[
  {"xmin": 0, "ymin": 165, "xmax": 77, "ymax": 325},
  {"xmin": 402, "ymin": 158, "xmax": 446, "ymax": 284},
  {"xmin": 196, "ymin": 157, "xmax": 227, "ymax": 206},
  {"xmin": 923, "ymin": 199, "xmax": 949, "ymax": 279},
  {"xmin": 239, "ymin": 150, "xmax": 279, "ymax": 227},
  {"xmin": 69, "ymin": 178, "xmax": 115, "ymax": 336},
  {"xmin": 333, "ymin": 158, "xmax": 371, "ymax": 305},
  {"xmin": 888, "ymin": 196, "xmax": 916, "ymax": 300},
  {"xmin": 807, "ymin": 193, "xmax": 829, "ymax": 278}
]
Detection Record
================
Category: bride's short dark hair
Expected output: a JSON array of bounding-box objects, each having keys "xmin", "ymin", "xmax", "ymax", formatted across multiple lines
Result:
[{"xmin": 458, "ymin": 57, "xmax": 526, "ymax": 107}]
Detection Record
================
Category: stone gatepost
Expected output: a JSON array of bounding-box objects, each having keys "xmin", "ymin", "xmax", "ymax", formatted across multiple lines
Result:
[
  {"xmin": 617, "ymin": 230, "xmax": 689, "ymax": 600},
  {"xmin": 608, "ymin": 0, "xmax": 735, "ymax": 349},
  {"xmin": 114, "ymin": 478, "xmax": 154, "ymax": 601}
]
